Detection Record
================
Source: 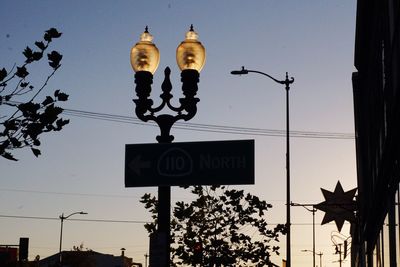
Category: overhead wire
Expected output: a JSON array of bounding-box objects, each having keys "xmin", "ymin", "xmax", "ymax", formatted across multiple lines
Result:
[
  {"xmin": 62, "ymin": 107, "xmax": 354, "ymax": 140},
  {"xmin": 6, "ymin": 100, "xmax": 354, "ymax": 139},
  {"xmin": 0, "ymin": 214, "xmax": 148, "ymax": 224},
  {"xmin": 0, "ymin": 188, "xmax": 141, "ymax": 199},
  {"xmin": 0, "ymin": 214, "xmax": 347, "ymax": 227},
  {"xmin": 2, "ymin": 103, "xmax": 353, "ymax": 229}
]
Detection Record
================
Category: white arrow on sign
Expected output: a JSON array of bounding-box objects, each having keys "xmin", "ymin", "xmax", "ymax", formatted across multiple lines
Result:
[{"xmin": 128, "ymin": 155, "xmax": 151, "ymax": 176}]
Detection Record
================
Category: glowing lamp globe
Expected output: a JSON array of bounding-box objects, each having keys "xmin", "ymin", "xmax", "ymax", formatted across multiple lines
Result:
[
  {"xmin": 176, "ymin": 25, "xmax": 206, "ymax": 72},
  {"xmin": 130, "ymin": 27, "xmax": 160, "ymax": 74}
]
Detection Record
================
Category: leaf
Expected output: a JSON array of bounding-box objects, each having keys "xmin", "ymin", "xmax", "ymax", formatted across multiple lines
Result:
[
  {"xmin": 47, "ymin": 51, "xmax": 62, "ymax": 69},
  {"xmin": 44, "ymin": 28, "xmax": 62, "ymax": 42},
  {"xmin": 31, "ymin": 147, "xmax": 41, "ymax": 157},
  {"xmin": 55, "ymin": 118, "xmax": 69, "ymax": 130},
  {"xmin": 0, "ymin": 68, "xmax": 7, "ymax": 81},
  {"xmin": 1, "ymin": 151, "xmax": 18, "ymax": 161},
  {"xmin": 16, "ymin": 66, "xmax": 29, "ymax": 78},
  {"xmin": 3, "ymin": 119, "xmax": 18, "ymax": 131},
  {"xmin": 20, "ymin": 82, "xmax": 29, "ymax": 88},
  {"xmin": 45, "ymin": 124, "xmax": 54, "ymax": 131},
  {"xmin": 46, "ymin": 28, "xmax": 62, "ymax": 39},
  {"xmin": 33, "ymin": 139, "xmax": 41, "ymax": 146},
  {"xmin": 42, "ymin": 96, "xmax": 54, "ymax": 106},
  {"xmin": 44, "ymin": 32, "xmax": 51, "ymax": 42},
  {"xmin": 1, "ymin": 140, "xmax": 10, "ymax": 150},
  {"xmin": 56, "ymin": 92, "xmax": 69, "ymax": 101},
  {"xmin": 10, "ymin": 137, "xmax": 22, "ymax": 148},
  {"xmin": 32, "ymin": 51, "xmax": 43, "ymax": 61},
  {"xmin": 35, "ymin": 41, "xmax": 46, "ymax": 50},
  {"xmin": 23, "ymin": 46, "xmax": 33, "ymax": 63}
]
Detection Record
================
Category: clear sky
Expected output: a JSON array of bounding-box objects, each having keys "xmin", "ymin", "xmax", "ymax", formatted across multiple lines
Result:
[{"xmin": 0, "ymin": 1, "xmax": 357, "ymax": 266}]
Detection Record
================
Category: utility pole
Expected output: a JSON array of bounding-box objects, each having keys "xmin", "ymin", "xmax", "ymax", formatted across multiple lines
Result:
[
  {"xmin": 144, "ymin": 253, "xmax": 149, "ymax": 267},
  {"xmin": 316, "ymin": 252, "xmax": 323, "ymax": 267},
  {"xmin": 335, "ymin": 244, "xmax": 343, "ymax": 267}
]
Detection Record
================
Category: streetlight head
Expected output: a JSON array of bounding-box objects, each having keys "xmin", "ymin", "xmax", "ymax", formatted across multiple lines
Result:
[
  {"xmin": 176, "ymin": 25, "xmax": 206, "ymax": 72},
  {"xmin": 230, "ymin": 66, "xmax": 248, "ymax": 75},
  {"xmin": 130, "ymin": 26, "xmax": 160, "ymax": 74},
  {"xmin": 79, "ymin": 212, "xmax": 88, "ymax": 215}
]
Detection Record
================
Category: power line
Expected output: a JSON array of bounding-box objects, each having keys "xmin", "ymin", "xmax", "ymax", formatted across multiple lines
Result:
[
  {"xmin": 0, "ymin": 214, "xmax": 345, "ymax": 226},
  {"xmin": 63, "ymin": 107, "xmax": 354, "ymax": 139},
  {"xmin": 0, "ymin": 188, "xmax": 320, "ymax": 205},
  {"xmin": 6, "ymin": 100, "xmax": 354, "ymax": 139},
  {"xmin": 0, "ymin": 214, "xmax": 148, "ymax": 224},
  {"xmin": 0, "ymin": 188, "xmax": 141, "ymax": 199}
]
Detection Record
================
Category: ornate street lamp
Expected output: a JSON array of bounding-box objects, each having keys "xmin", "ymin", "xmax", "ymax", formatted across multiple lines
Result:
[
  {"xmin": 131, "ymin": 25, "xmax": 205, "ymax": 143},
  {"xmin": 59, "ymin": 211, "xmax": 87, "ymax": 265},
  {"xmin": 231, "ymin": 66, "xmax": 294, "ymax": 267},
  {"xmin": 130, "ymin": 25, "xmax": 205, "ymax": 266}
]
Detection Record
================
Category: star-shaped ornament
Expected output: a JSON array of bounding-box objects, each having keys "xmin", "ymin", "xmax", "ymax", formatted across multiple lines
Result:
[{"xmin": 314, "ymin": 181, "xmax": 357, "ymax": 232}]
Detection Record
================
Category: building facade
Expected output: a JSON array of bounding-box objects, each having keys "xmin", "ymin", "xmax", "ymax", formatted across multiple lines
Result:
[{"xmin": 352, "ymin": 0, "xmax": 400, "ymax": 266}]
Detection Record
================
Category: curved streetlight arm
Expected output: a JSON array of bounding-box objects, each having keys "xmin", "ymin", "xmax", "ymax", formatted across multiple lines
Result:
[
  {"xmin": 291, "ymin": 202, "xmax": 317, "ymax": 212},
  {"xmin": 231, "ymin": 66, "xmax": 294, "ymax": 87},
  {"xmin": 60, "ymin": 211, "xmax": 88, "ymax": 220},
  {"xmin": 302, "ymin": 249, "xmax": 323, "ymax": 256}
]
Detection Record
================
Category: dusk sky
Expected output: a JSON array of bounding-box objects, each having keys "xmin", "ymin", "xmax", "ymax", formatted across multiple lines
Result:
[{"xmin": 1, "ymin": 1, "xmax": 357, "ymax": 266}]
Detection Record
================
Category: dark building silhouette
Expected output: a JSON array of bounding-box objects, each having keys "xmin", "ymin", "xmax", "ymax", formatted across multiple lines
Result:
[
  {"xmin": 38, "ymin": 250, "xmax": 142, "ymax": 267},
  {"xmin": 352, "ymin": 0, "xmax": 400, "ymax": 266}
]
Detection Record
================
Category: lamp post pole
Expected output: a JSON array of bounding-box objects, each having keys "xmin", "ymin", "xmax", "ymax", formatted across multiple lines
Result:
[
  {"xmin": 231, "ymin": 66, "xmax": 294, "ymax": 267},
  {"xmin": 59, "ymin": 211, "xmax": 87, "ymax": 266},
  {"xmin": 131, "ymin": 25, "xmax": 205, "ymax": 267},
  {"xmin": 318, "ymin": 251, "xmax": 323, "ymax": 267}
]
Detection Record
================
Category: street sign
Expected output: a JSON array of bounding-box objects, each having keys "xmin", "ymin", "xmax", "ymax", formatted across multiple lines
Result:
[{"xmin": 125, "ymin": 139, "xmax": 254, "ymax": 187}]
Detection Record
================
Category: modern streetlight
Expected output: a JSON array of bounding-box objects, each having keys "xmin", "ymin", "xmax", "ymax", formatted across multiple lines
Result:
[
  {"xmin": 292, "ymin": 202, "xmax": 317, "ymax": 267},
  {"xmin": 302, "ymin": 249, "xmax": 323, "ymax": 267},
  {"xmin": 130, "ymin": 25, "xmax": 205, "ymax": 267},
  {"xmin": 59, "ymin": 211, "xmax": 88, "ymax": 265},
  {"xmin": 231, "ymin": 66, "xmax": 294, "ymax": 267}
]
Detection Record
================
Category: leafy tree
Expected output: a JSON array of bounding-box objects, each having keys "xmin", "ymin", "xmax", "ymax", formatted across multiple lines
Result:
[
  {"xmin": 72, "ymin": 243, "xmax": 92, "ymax": 252},
  {"xmin": 141, "ymin": 186, "xmax": 286, "ymax": 266},
  {"xmin": 0, "ymin": 28, "xmax": 69, "ymax": 161}
]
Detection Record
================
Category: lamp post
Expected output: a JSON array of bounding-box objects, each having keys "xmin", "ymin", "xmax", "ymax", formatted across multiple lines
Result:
[
  {"xmin": 302, "ymin": 250, "xmax": 323, "ymax": 267},
  {"xmin": 59, "ymin": 211, "xmax": 87, "ymax": 266},
  {"xmin": 130, "ymin": 25, "xmax": 205, "ymax": 267},
  {"xmin": 231, "ymin": 66, "xmax": 294, "ymax": 267},
  {"xmin": 292, "ymin": 202, "xmax": 317, "ymax": 267}
]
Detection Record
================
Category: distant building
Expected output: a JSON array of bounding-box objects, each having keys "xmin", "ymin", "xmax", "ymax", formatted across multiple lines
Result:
[
  {"xmin": 351, "ymin": 0, "xmax": 400, "ymax": 266},
  {"xmin": 38, "ymin": 250, "xmax": 142, "ymax": 267},
  {"xmin": 0, "ymin": 247, "xmax": 18, "ymax": 267}
]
